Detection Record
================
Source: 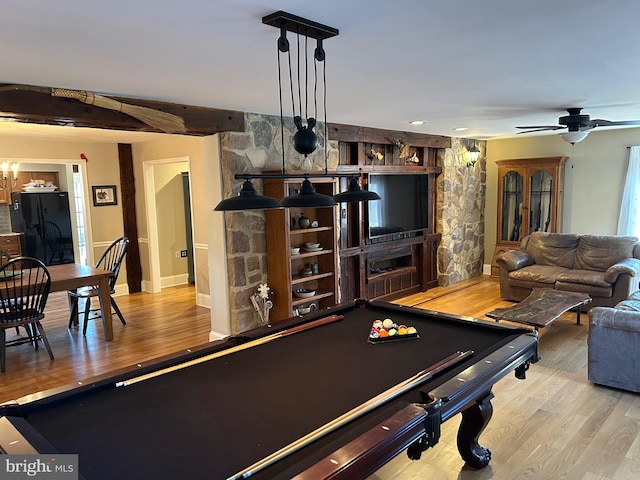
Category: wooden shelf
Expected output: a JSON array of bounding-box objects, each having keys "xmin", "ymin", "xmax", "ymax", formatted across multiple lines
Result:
[
  {"xmin": 292, "ymin": 290, "xmax": 334, "ymax": 306},
  {"xmin": 292, "ymin": 271, "xmax": 334, "ymax": 285},
  {"xmin": 367, "ymin": 266, "xmax": 417, "ymax": 283}
]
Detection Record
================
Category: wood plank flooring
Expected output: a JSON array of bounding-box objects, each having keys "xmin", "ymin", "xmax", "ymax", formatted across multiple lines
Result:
[
  {"xmin": 2, "ymin": 278, "xmax": 639, "ymax": 479},
  {"xmin": 0, "ymin": 284, "xmax": 212, "ymax": 403}
]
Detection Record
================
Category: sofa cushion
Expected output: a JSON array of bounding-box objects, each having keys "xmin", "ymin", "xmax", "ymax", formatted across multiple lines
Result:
[
  {"xmin": 556, "ymin": 269, "xmax": 611, "ymax": 288},
  {"xmin": 508, "ymin": 264, "xmax": 568, "ymax": 285},
  {"xmin": 526, "ymin": 232, "xmax": 579, "ymax": 268},
  {"xmin": 556, "ymin": 281, "xmax": 612, "ymax": 297},
  {"xmin": 573, "ymin": 235, "xmax": 638, "ymax": 272}
]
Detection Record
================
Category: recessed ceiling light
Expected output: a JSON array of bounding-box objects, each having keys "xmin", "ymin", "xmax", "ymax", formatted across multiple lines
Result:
[
  {"xmin": 409, "ymin": 120, "xmax": 425, "ymax": 125},
  {"xmin": 454, "ymin": 127, "xmax": 469, "ymax": 131}
]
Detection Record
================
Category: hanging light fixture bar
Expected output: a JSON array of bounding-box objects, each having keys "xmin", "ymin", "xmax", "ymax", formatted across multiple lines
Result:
[{"xmin": 262, "ymin": 11, "xmax": 339, "ymax": 42}]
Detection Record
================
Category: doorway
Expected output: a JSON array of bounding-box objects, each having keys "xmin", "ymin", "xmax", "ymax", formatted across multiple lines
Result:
[{"xmin": 143, "ymin": 156, "xmax": 194, "ymax": 293}]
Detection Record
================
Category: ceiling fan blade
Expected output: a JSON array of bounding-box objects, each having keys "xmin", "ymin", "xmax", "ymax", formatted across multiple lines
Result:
[
  {"xmin": 517, "ymin": 127, "xmax": 567, "ymax": 134},
  {"xmin": 591, "ymin": 119, "xmax": 640, "ymax": 127},
  {"xmin": 516, "ymin": 125, "xmax": 566, "ymax": 130}
]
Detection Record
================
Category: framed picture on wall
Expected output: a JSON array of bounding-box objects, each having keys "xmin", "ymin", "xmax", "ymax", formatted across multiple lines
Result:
[{"xmin": 92, "ymin": 185, "xmax": 118, "ymax": 206}]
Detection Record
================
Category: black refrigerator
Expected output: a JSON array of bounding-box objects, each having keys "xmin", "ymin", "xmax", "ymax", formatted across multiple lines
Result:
[{"xmin": 10, "ymin": 191, "xmax": 75, "ymax": 265}]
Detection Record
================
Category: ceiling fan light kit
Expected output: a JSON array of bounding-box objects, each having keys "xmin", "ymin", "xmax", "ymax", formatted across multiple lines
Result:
[
  {"xmin": 559, "ymin": 130, "xmax": 589, "ymax": 144},
  {"xmin": 214, "ymin": 11, "xmax": 379, "ymax": 211}
]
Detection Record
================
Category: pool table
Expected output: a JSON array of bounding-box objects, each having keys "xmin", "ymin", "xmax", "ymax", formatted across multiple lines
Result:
[{"xmin": 0, "ymin": 299, "xmax": 537, "ymax": 480}]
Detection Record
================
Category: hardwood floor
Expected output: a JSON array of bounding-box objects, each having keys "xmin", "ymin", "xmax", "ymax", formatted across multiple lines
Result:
[
  {"xmin": 0, "ymin": 284, "xmax": 212, "ymax": 403},
  {"xmin": 2, "ymin": 278, "xmax": 639, "ymax": 479},
  {"xmin": 373, "ymin": 277, "xmax": 640, "ymax": 480}
]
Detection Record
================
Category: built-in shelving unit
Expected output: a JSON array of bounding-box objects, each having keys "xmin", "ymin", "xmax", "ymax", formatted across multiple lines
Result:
[
  {"xmin": 264, "ymin": 176, "xmax": 339, "ymax": 323},
  {"xmin": 335, "ymin": 138, "xmax": 443, "ymax": 303}
]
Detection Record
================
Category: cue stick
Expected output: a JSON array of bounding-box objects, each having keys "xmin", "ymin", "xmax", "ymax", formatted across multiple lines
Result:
[
  {"xmin": 227, "ymin": 349, "xmax": 474, "ymax": 480},
  {"xmin": 116, "ymin": 314, "xmax": 344, "ymax": 387}
]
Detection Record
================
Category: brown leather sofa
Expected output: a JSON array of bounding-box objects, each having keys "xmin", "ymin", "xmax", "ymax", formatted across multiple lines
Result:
[{"xmin": 497, "ymin": 232, "xmax": 640, "ymax": 309}]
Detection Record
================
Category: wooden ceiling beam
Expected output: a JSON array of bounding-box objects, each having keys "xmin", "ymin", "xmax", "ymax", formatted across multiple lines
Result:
[
  {"xmin": 328, "ymin": 122, "xmax": 451, "ymax": 149},
  {"xmin": 0, "ymin": 83, "xmax": 245, "ymax": 136}
]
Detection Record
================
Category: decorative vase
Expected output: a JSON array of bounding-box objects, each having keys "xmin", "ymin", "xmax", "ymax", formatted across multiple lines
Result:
[{"xmin": 298, "ymin": 214, "xmax": 310, "ymax": 229}]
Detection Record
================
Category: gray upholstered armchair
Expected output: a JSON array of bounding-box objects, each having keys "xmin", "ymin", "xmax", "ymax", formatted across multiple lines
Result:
[{"xmin": 588, "ymin": 292, "xmax": 640, "ymax": 393}]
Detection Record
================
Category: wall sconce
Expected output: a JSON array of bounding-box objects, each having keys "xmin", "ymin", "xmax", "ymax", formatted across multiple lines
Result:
[
  {"xmin": 465, "ymin": 144, "xmax": 481, "ymax": 167},
  {"xmin": 0, "ymin": 161, "xmax": 19, "ymax": 190}
]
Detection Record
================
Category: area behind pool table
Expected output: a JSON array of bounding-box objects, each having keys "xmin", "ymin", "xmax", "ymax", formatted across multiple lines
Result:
[{"xmin": 0, "ymin": 300, "xmax": 538, "ymax": 480}]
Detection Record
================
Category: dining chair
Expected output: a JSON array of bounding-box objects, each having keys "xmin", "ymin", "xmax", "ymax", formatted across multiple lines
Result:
[
  {"xmin": 67, "ymin": 236, "xmax": 129, "ymax": 335},
  {"xmin": 0, "ymin": 256, "xmax": 53, "ymax": 373},
  {"xmin": 0, "ymin": 249, "xmax": 19, "ymax": 336}
]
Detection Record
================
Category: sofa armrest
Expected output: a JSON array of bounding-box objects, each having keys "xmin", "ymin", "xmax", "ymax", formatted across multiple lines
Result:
[
  {"xmin": 589, "ymin": 306, "xmax": 640, "ymax": 333},
  {"xmin": 497, "ymin": 249, "xmax": 534, "ymax": 272},
  {"xmin": 604, "ymin": 258, "xmax": 640, "ymax": 283}
]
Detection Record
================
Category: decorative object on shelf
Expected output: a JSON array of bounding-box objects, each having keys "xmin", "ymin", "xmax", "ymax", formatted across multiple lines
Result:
[
  {"xmin": 311, "ymin": 263, "xmax": 320, "ymax": 274},
  {"xmin": 298, "ymin": 303, "xmax": 317, "ymax": 314},
  {"xmin": 23, "ymin": 179, "xmax": 57, "ymax": 192},
  {"xmin": 290, "ymin": 247, "xmax": 301, "ymax": 255},
  {"xmin": 299, "ymin": 267, "xmax": 313, "ymax": 276},
  {"xmin": 250, "ymin": 283, "xmax": 273, "ymax": 326},
  {"xmin": 297, "ymin": 214, "xmax": 311, "ymax": 229},
  {"xmin": 406, "ymin": 152, "xmax": 420, "ymax": 164},
  {"xmin": 392, "ymin": 138, "xmax": 411, "ymax": 159},
  {"xmin": 0, "ymin": 161, "xmax": 18, "ymax": 191},
  {"xmin": 311, "ymin": 220, "xmax": 319, "ymax": 228},
  {"xmin": 92, "ymin": 185, "xmax": 118, "ymax": 206},
  {"xmin": 366, "ymin": 148, "xmax": 384, "ymax": 162},
  {"xmin": 294, "ymin": 288, "xmax": 316, "ymax": 298},
  {"xmin": 214, "ymin": 12, "xmax": 376, "ymax": 211}
]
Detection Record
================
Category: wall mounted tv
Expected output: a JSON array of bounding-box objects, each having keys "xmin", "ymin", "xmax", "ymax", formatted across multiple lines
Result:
[{"xmin": 366, "ymin": 173, "xmax": 430, "ymax": 240}]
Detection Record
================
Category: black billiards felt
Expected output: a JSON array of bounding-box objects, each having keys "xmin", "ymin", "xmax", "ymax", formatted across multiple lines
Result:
[{"xmin": 21, "ymin": 304, "xmax": 526, "ymax": 480}]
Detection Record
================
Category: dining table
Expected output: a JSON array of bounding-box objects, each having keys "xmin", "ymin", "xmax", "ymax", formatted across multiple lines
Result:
[{"xmin": 46, "ymin": 263, "xmax": 115, "ymax": 341}]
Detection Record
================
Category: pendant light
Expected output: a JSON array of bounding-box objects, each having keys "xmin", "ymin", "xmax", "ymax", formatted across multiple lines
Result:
[
  {"xmin": 214, "ymin": 179, "xmax": 282, "ymax": 211},
  {"xmin": 332, "ymin": 177, "xmax": 381, "ymax": 203}
]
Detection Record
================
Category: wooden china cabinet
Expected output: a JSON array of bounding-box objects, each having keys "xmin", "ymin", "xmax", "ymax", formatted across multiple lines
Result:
[{"xmin": 490, "ymin": 156, "xmax": 568, "ymax": 276}]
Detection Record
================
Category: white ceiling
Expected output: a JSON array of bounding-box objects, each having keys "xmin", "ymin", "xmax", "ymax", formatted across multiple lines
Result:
[{"xmin": 2, "ymin": 0, "xmax": 640, "ymax": 143}]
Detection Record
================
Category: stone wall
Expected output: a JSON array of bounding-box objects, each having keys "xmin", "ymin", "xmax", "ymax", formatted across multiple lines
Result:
[
  {"xmin": 436, "ymin": 137, "xmax": 487, "ymax": 286},
  {"xmin": 219, "ymin": 113, "xmax": 338, "ymax": 333}
]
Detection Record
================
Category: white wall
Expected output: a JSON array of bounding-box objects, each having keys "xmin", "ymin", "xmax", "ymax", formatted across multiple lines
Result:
[{"xmin": 485, "ymin": 127, "xmax": 640, "ymax": 265}]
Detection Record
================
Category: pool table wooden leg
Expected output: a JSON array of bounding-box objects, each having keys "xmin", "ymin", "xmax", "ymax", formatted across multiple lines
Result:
[{"xmin": 457, "ymin": 391, "xmax": 493, "ymax": 469}]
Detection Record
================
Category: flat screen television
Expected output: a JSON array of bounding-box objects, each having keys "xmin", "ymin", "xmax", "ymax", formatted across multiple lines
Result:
[{"xmin": 366, "ymin": 173, "xmax": 430, "ymax": 239}]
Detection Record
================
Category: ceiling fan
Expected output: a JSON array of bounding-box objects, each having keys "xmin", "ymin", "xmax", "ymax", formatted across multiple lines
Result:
[{"xmin": 516, "ymin": 107, "xmax": 640, "ymax": 144}]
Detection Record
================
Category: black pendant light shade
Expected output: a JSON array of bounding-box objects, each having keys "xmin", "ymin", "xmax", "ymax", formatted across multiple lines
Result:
[
  {"xmin": 280, "ymin": 179, "xmax": 337, "ymax": 208},
  {"xmin": 332, "ymin": 177, "xmax": 381, "ymax": 203},
  {"xmin": 214, "ymin": 179, "xmax": 282, "ymax": 211}
]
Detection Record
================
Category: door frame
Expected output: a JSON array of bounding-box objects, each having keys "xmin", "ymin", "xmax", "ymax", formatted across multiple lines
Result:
[{"xmin": 142, "ymin": 156, "xmax": 191, "ymax": 293}]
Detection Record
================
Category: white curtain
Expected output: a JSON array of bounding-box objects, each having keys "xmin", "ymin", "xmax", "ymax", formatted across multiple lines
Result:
[{"xmin": 617, "ymin": 146, "xmax": 640, "ymax": 236}]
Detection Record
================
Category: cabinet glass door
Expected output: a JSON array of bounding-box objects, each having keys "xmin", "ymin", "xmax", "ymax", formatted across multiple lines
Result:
[
  {"xmin": 501, "ymin": 171, "xmax": 524, "ymax": 242},
  {"xmin": 529, "ymin": 170, "xmax": 553, "ymax": 233}
]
